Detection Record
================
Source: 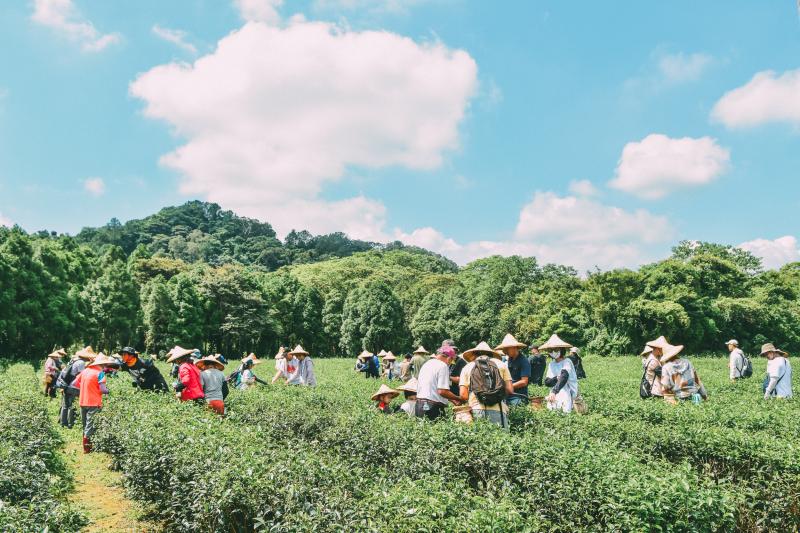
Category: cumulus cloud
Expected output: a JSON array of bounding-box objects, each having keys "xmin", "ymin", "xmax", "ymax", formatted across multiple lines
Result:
[
  {"xmin": 83, "ymin": 177, "xmax": 105, "ymax": 196},
  {"xmin": 31, "ymin": 0, "xmax": 120, "ymax": 52},
  {"xmin": 567, "ymin": 179, "xmax": 598, "ymax": 197},
  {"xmin": 0, "ymin": 213, "xmax": 12, "ymax": 228},
  {"xmin": 234, "ymin": 0, "xmax": 283, "ymax": 24},
  {"xmin": 152, "ymin": 25, "xmax": 196, "ymax": 54},
  {"xmin": 396, "ymin": 192, "xmax": 673, "ymax": 271},
  {"xmin": 131, "ymin": 19, "xmax": 477, "ymax": 240},
  {"xmin": 609, "ymin": 134, "xmax": 730, "ymax": 199},
  {"xmin": 658, "ymin": 52, "xmax": 712, "ymax": 84},
  {"xmin": 738, "ymin": 236, "xmax": 800, "ymax": 270},
  {"xmin": 711, "ymin": 69, "xmax": 800, "ymax": 128}
]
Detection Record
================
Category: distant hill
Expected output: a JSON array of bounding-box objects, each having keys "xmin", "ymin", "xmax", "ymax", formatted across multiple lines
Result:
[{"xmin": 71, "ymin": 200, "xmax": 457, "ymax": 271}]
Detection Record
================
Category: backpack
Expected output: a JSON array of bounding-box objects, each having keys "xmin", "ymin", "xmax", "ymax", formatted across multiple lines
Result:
[
  {"xmin": 226, "ymin": 369, "xmax": 242, "ymax": 386},
  {"xmin": 738, "ymin": 353, "xmax": 753, "ymax": 379},
  {"xmin": 56, "ymin": 361, "xmax": 79, "ymax": 389},
  {"xmin": 639, "ymin": 361, "xmax": 661, "ymax": 399},
  {"xmin": 469, "ymin": 357, "xmax": 507, "ymax": 406}
]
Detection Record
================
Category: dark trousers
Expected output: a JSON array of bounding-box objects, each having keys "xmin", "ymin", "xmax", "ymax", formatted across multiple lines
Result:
[
  {"xmin": 60, "ymin": 391, "xmax": 78, "ymax": 428},
  {"xmin": 414, "ymin": 399, "xmax": 446, "ymax": 421}
]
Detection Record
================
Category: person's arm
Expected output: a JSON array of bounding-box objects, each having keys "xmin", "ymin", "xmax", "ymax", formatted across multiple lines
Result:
[
  {"xmin": 437, "ymin": 365, "xmax": 461, "ymax": 404},
  {"xmin": 645, "ymin": 359, "xmax": 657, "ymax": 384},
  {"xmin": 254, "ymin": 374, "xmax": 269, "ymax": 385},
  {"xmin": 764, "ymin": 361, "xmax": 782, "ymax": 398},
  {"xmin": 694, "ymin": 370, "xmax": 707, "ymax": 400},
  {"xmin": 99, "ymin": 373, "xmax": 109, "ymax": 395},
  {"xmin": 459, "ymin": 384, "xmax": 469, "ymax": 402},
  {"xmin": 729, "ymin": 353, "xmax": 736, "ymax": 380},
  {"xmin": 438, "ymin": 388, "xmax": 462, "ymax": 405},
  {"xmin": 661, "ymin": 368, "xmax": 676, "ymax": 404},
  {"xmin": 551, "ymin": 370, "xmax": 569, "ymax": 394},
  {"xmin": 175, "ymin": 365, "xmax": 190, "ymax": 392},
  {"xmin": 512, "ymin": 376, "xmax": 528, "ymax": 391},
  {"xmin": 504, "ymin": 379, "xmax": 514, "ymax": 396}
]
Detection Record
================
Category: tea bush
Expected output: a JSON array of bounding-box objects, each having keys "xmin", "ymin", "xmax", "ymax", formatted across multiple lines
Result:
[{"xmin": 0, "ymin": 365, "xmax": 87, "ymax": 532}]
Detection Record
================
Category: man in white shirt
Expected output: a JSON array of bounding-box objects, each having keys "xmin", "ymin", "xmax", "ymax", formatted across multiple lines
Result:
[
  {"xmin": 761, "ymin": 343, "xmax": 793, "ymax": 399},
  {"xmin": 415, "ymin": 343, "xmax": 462, "ymax": 420},
  {"xmin": 727, "ymin": 339, "xmax": 746, "ymax": 381}
]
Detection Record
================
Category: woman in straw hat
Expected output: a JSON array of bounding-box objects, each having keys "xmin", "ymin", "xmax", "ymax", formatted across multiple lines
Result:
[
  {"xmin": 458, "ymin": 341, "xmax": 514, "ymax": 428},
  {"xmin": 659, "ymin": 342, "xmax": 707, "ymax": 405},
  {"xmin": 167, "ymin": 346, "xmax": 205, "ymax": 403},
  {"xmin": 196, "ymin": 355, "xmax": 227, "ymax": 415},
  {"xmin": 640, "ymin": 337, "xmax": 667, "ymax": 399},
  {"xmin": 396, "ymin": 378, "xmax": 418, "ymax": 416},
  {"xmin": 496, "ymin": 334, "xmax": 530, "ymax": 407},
  {"xmin": 240, "ymin": 356, "xmax": 268, "ymax": 389},
  {"xmin": 287, "ymin": 345, "xmax": 316, "ymax": 386},
  {"xmin": 57, "ymin": 347, "xmax": 95, "ymax": 428},
  {"xmin": 372, "ymin": 384, "xmax": 400, "ymax": 414},
  {"xmin": 540, "ymin": 334, "xmax": 579, "ymax": 413},
  {"xmin": 69, "ymin": 352, "xmax": 120, "ymax": 453},
  {"xmin": 44, "ymin": 348, "xmax": 67, "ymax": 399},
  {"xmin": 761, "ymin": 343, "xmax": 793, "ymax": 400},
  {"xmin": 272, "ymin": 348, "xmax": 300, "ymax": 384}
]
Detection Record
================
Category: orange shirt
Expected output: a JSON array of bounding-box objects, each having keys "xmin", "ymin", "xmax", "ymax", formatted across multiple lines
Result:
[{"xmin": 73, "ymin": 367, "xmax": 106, "ymax": 407}]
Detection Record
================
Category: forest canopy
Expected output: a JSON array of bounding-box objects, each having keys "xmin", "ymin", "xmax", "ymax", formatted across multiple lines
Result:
[{"xmin": 2, "ymin": 201, "xmax": 798, "ymax": 359}]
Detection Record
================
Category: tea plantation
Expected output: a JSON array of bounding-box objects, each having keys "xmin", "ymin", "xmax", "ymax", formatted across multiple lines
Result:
[{"xmin": 1, "ymin": 356, "xmax": 797, "ymax": 532}]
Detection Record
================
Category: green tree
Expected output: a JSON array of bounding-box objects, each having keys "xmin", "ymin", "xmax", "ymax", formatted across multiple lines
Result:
[
  {"xmin": 140, "ymin": 276, "xmax": 174, "ymax": 353},
  {"xmin": 339, "ymin": 280, "xmax": 409, "ymax": 355}
]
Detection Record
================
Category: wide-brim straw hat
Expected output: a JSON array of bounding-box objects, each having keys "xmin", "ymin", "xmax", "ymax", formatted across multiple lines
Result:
[
  {"xmin": 289, "ymin": 344, "xmax": 309, "ymax": 356},
  {"xmin": 659, "ymin": 343, "xmax": 684, "ymax": 363},
  {"xmin": 371, "ymin": 384, "xmax": 400, "ymax": 401},
  {"xmin": 539, "ymin": 334, "xmax": 573, "ymax": 351},
  {"xmin": 75, "ymin": 346, "xmax": 97, "ymax": 361},
  {"xmin": 166, "ymin": 346, "xmax": 195, "ymax": 363},
  {"xmin": 378, "ymin": 350, "xmax": 388, "ymax": 357},
  {"xmin": 48, "ymin": 348, "xmax": 68, "ymax": 359},
  {"xmin": 760, "ymin": 343, "xmax": 787, "ymax": 357},
  {"xmin": 646, "ymin": 336, "xmax": 670, "ymax": 350},
  {"xmin": 358, "ymin": 350, "xmax": 373, "ymax": 359},
  {"xmin": 495, "ymin": 334, "xmax": 527, "ymax": 351},
  {"xmin": 396, "ymin": 377, "xmax": 418, "ymax": 393},
  {"xmin": 462, "ymin": 341, "xmax": 497, "ymax": 361},
  {"xmin": 413, "ymin": 346, "xmax": 429, "ymax": 355},
  {"xmin": 196, "ymin": 356, "xmax": 225, "ymax": 371},
  {"xmin": 88, "ymin": 353, "xmax": 120, "ymax": 367},
  {"xmin": 384, "ymin": 353, "xmax": 396, "ymax": 361}
]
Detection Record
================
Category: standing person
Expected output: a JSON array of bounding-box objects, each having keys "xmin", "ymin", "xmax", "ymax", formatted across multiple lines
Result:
[
  {"xmin": 541, "ymin": 335, "xmax": 579, "ymax": 413},
  {"xmin": 459, "ymin": 341, "xmax": 514, "ymax": 428},
  {"xmin": 762, "ymin": 343, "xmax": 793, "ymax": 399},
  {"xmin": 383, "ymin": 352, "xmax": 397, "ymax": 380},
  {"xmin": 43, "ymin": 349, "xmax": 66, "ymax": 399},
  {"xmin": 196, "ymin": 355, "xmax": 227, "ymax": 415},
  {"xmin": 167, "ymin": 347, "xmax": 204, "ymax": 403},
  {"xmin": 727, "ymin": 340, "xmax": 747, "ymax": 382},
  {"xmin": 442, "ymin": 340, "xmax": 466, "ymax": 397},
  {"xmin": 660, "ymin": 343, "xmax": 708, "ymax": 405},
  {"xmin": 496, "ymin": 334, "xmax": 531, "ymax": 406},
  {"xmin": 118, "ymin": 347, "xmax": 168, "ymax": 392},
  {"xmin": 57, "ymin": 347, "xmax": 95, "ymax": 428},
  {"xmin": 410, "ymin": 346, "xmax": 429, "ymax": 379},
  {"xmin": 414, "ymin": 344, "xmax": 462, "ymax": 421},
  {"xmin": 368, "ymin": 351, "xmax": 381, "ymax": 379},
  {"xmin": 528, "ymin": 345, "xmax": 546, "ymax": 387},
  {"xmin": 239, "ymin": 358, "xmax": 268, "ymax": 389},
  {"xmin": 399, "ymin": 354, "xmax": 413, "ymax": 381},
  {"xmin": 287, "ymin": 345, "xmax": 316, "ymax": 386},
  {"xmin": 567, "ymin": 347, "xmax": 587, "ymax": 379},
  {"xmin": 396, "ymin": 378, "xmax": 418, "ymax": 416},
  {"xmin": 69, "ymin": 353, "xmax": 119, "ymax": 453}
]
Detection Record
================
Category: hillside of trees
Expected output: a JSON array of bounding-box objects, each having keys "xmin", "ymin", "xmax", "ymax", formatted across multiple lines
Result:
[{"xmin": 2, "ymin": 201, "xmax": 798, "ymax": 360}]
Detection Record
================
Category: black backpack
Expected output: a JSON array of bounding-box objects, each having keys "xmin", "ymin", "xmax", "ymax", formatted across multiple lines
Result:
[
  {"xmin": 639, "ymin": 362, "xmax": 661, "ymax": 399},
  {"xmin": 470, "ymin": 356, "xmax": 506, "ymax": 406},
  {"xmin": 739, "ymin": 354, "xmax": 753, "ymax": 379}
]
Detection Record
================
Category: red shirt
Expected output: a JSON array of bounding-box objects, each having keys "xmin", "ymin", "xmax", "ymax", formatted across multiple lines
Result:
[
  {"xmin": 73, "ymin": 367, "xmax": 106, "ymax": 407},
  {"xmin": 179, "ymin": 362, "xmax": 204, "ymax": 401}
]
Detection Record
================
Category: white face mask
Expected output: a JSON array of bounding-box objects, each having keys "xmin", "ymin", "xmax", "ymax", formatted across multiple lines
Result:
[{"xmin": 550, "ymin": 351, "xmax": 560, "ymax": 359}]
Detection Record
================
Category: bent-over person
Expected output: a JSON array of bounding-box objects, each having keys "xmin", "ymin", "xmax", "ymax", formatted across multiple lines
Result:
[{"xmin": 660, "ymin": 343, "xmax": 707, "ymax": 405}]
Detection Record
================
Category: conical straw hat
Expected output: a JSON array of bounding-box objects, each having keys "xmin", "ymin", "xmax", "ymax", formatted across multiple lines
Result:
[
  {"xmin": 88, "ymin": 353, "xmax": 120, "ymax": 367},
  {"xmin": 166, "ymin": 346, "xmax": 195, "ymax": 363},
  {"xmin": 196, "ymin": 355, "xmax": 225, "ymax": 370},
  {"xmin": 495, "ymin": 334, "xmax": 527, "ymax": 351},
  {"xmin": 384, "ymin": 353, "xmax": 396, "ymax": 361},
  {"xmin": 289, "ymin": 345, "xmax": 309, "ymax": 356},
  {"xmin": 646, "ymin": 336, "xmax": 670, "ymax": 349},
  {"xmin": 413, "ymin": 346, "xmax": 429, "ymax": 355},
  {"xmin": 640, "ymin": 345, "xmax": 653, "ymax": 357},
  {"xmin": 48, "ymin": 348, "xmax": 67, "ymax": 359},
  {"xmin": 396, "ymin": 377, "xmax": 418, "ymax": 392},
  {"xmin": 371, "ymin": 384, "xmax": 400, "ymax": 401},
  {"xmin": 659, "ymin": 343, "xmax": 684, "ymax": 363},
  {"xmin": 462, "ymin": 341, "xmax": 497, "ymax": 361},
  {"xmin": 377, "ymin": 350, "xmax": 388, "ymax": 357},
  {"xmin": 75, "ymin": 346, "xmax": 97, "ymax": 361},
  {"xmin": 539, "ymin": 334, "xmax": 573, "ymax": 351}
]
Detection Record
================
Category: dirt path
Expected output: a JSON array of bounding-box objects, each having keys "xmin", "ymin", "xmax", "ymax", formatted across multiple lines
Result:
[{"xmin": 58, "ymin": 423, "xmax": 158, "ymax": 532}]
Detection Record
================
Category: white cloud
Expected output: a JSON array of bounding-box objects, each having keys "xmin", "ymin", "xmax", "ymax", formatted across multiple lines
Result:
[
  {"xmin": 234, "ymin": 0, "xmax": 283, "ymax": 24},
  {"xmin": 711, "ymin": 69, "xmax": 800, "ymax": 128},
  {"xmin": 658, "ymin": 52, "xmax": 712, "ymax": 84},
  {"xmin": 83, "ymin": 177, "xmax": 105, "ymax": 196},
  {"xmin": 131, "ymin": 19, "xmax": 477, "ymax": 240},
  {"xmin": 31, "ymin": 0, "xmax": 120, "ymax": 52},
  {"xmin": 609, "ymin": 134, "xmax": 730, "ymax": 199},
  {"xmin": 314, "ymin": 0, "xmax": 427, "ymax": 15},
  {"xmin": 0, "ymin": 213, "xmax": 12, "ymax": 228},
  {"xmin": 152, "ymin": 25, "xmax": 197, "ymax": 54},
  {"xmin": 567, "ymin": 179, "xmax": 598, "ymax": 197},
  {"xmin": 396, "ymin": 192, "xmax": 673, "ymax": 270},
  {"xmin": 738, "ymin": 236, "xmax": 800, "ymax": 270}
]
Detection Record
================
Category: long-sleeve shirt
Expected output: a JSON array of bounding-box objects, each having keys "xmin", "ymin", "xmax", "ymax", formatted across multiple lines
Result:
[
  {"xmin": 200, "ymin": 368, "xmax": 226, "ymax": 401},
  {"xmin": 290, "ymin": 357, "xmax": 316, "ymax": 386},
  {"xmin": 177, "ymin": 362, "xmax": 204, "ymax": 401},
  {"xmin": 44, "ymin": 358, "xmax": 60, "ymax": 376},
  {"xmin": 766, "ymin": 357, "xmax": 793, "ymax": 398},
  {"xmin": 544, "ymin": 359, "xmax": 578, "ymax": 398},
  {"xmin": 728, "ymin": 348, "xmax": 746, "ymax": 380},
  {"xmin": 644, "ymin": 354, "xmax": 663, "ymax": 397},
  {"xmin": 72, "ymin": 367, "xmax": 108, "ymax": 408},
  {"xmin": 661, "ymin": 358, "xmax": 706, "ymax": 402}
]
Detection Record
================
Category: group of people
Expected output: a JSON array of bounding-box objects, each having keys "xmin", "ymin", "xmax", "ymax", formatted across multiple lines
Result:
[
  {"xmin": 367, "ymin": 333, "xmax": 588, "ymax": 428},
  {"xmin": 43, "ymin": 343, "xmax": 317, "ymax": 453}
]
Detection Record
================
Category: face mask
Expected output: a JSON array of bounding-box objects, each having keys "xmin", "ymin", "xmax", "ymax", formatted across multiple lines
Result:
[{"xmin": 550, "ymin": 351, "xmax": 560, "ymax": 359}]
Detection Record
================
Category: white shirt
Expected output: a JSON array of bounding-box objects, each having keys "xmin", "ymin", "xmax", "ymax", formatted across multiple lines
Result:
[
  {"xmin": 729, "ymin": 348, "xmax": 745, "ymax": 379},
  {"xmin": 545, "ymin": 358, "xmax": 578, "ymax": 398},
  {"xmin": 767, "ymin": 357, "xmax": 793, "ymax": 398},
  {"xmin": 399, "ymin": 400, "xmax": 415, "ymax": 416},
  {"xmin": 416, "ymin": 358, "xmax": 451, "ymax": 404}
]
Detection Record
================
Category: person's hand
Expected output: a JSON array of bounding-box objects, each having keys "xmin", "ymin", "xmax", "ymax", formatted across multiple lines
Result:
[
  {"xmin": 546, "ymin": 393, "xmax": 555, "ymax": 403},
  {"xmin": 175, "ymin": 392, "xmax": 181, "ymax": 400},
  {"xmin": 763, "ymin": 393, "xmax": 770, "ymax": 400}
]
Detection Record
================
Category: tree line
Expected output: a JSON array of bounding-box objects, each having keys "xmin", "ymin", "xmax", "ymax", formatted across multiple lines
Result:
[{"xmin": 1, "ymin": 203, "xmax": 798, "ymax": 360}]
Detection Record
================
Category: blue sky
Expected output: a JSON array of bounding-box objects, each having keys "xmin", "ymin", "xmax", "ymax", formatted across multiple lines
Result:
[{"xmin": 1, "ymin": 0, "xmax": 799, "ymax": 270}]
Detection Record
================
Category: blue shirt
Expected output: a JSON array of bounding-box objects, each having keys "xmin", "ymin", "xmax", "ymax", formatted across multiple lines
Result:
[{"xmin": 507, "ymin": 354, "xmax": 531, "ymax": 398}]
